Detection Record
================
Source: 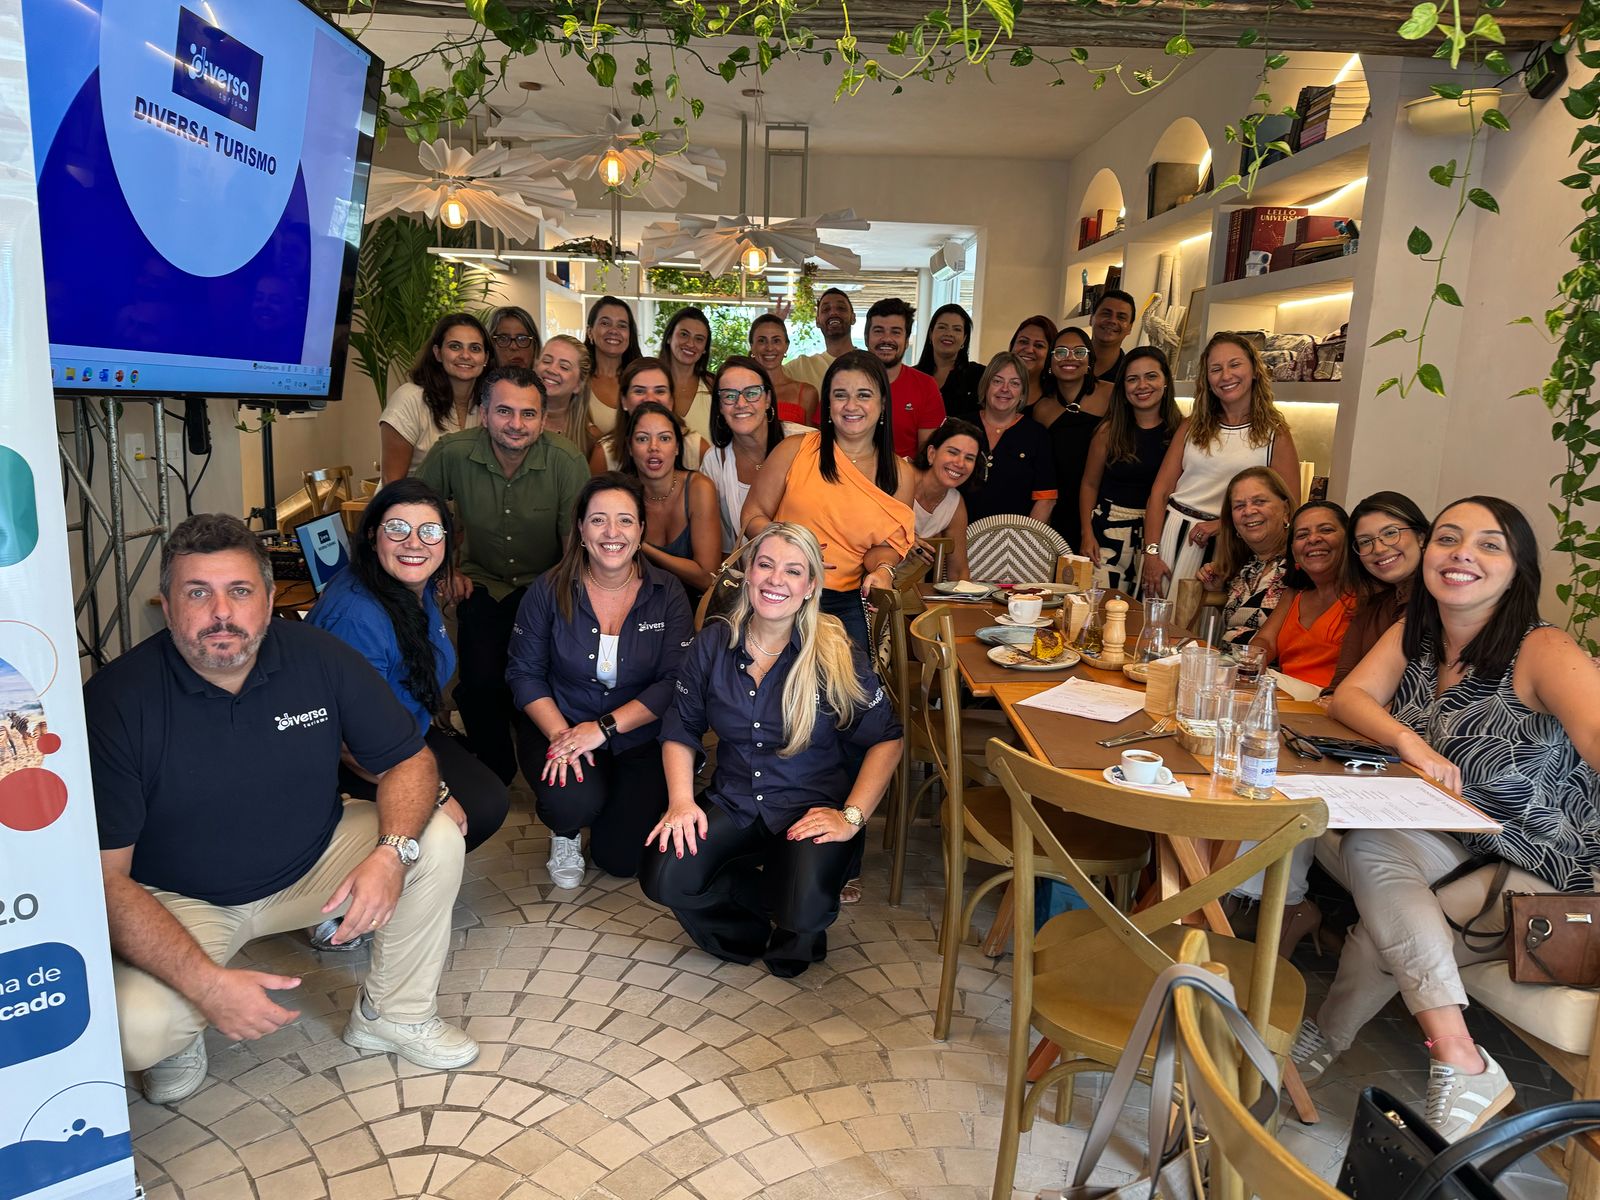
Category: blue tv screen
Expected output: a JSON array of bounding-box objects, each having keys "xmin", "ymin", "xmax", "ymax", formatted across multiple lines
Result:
[{"xmin": 24, "ymin": 0, "xmax": 382, "ymax": 400}]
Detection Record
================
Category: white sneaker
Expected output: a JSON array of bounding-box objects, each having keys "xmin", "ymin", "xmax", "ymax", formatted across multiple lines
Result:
[
  {"xmin": 342, "ymin": 989, "xmax": 479, "ymax": 1070},
  {"xmin": 1425, "ymin": 1047, "xmax": 1514, "ymax": 1141},
  {"xmin": 1290, "ymin": 1018, "xmax": 1337, "ymax": 1085},
  {"xmin": 547, "ymin": 834, "xmax": 585, "ymax": 889},
  {"xmin": 143, "ymin": 1034, "xmax": 209, "ymax": 1104}
]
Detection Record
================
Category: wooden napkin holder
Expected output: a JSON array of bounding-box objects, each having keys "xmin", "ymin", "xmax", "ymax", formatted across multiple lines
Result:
[
  {"xmin": 1059, "ymin": 554, "xmax": 1096, "ymax": 592},
  {"xmin": 1143, "ymin": 656, "xmax": 1180, "ymax": 718}
]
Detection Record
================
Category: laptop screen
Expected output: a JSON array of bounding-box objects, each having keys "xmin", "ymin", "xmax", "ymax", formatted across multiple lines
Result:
[{"xmin": 294, "ymin": 513, "xmax": 351, "ymax": 594}]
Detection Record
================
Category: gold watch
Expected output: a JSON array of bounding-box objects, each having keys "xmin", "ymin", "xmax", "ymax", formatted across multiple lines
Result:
[{"xmin": 841, "ymin": 804, "xmax": 864, "ymax": 829}]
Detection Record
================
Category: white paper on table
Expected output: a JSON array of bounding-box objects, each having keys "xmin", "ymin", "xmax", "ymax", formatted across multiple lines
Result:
[
  {"xmin": 1273, "ymin": 775, "xmax": 1502, "ymax": 832},
  {"xmin": 1269, "ymin": 670, "xmax": 1324, "ymax": 701},
  {"xmin": 1115, "ymin": 776, "xmax": 1192, "ymax": 798},
  {"xmin": 1018, "ymin": 677, "xmax": 1149, "ymax": 723}
]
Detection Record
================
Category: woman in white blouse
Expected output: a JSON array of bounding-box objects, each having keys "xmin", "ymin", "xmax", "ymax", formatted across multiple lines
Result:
[
  {"xmin": 378, "ymin": 313, "xmax": 489, "ymax": 482},
  {"xmin": 699, "ymin": 357, "xmax": 808, "ymax": 553}
]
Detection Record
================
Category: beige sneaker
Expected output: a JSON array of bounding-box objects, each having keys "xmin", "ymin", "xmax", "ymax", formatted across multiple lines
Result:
[
  {"xmin": 342, "ymin": 989, "xmax": 479, "ymax": 1070},
  {"xmin": 1425, "ymin": 1047, "xmax": 1514, "ymax": 1141},
  {"xmin": 143, "ymin": 1034, "xmax": 209, "ymax": 1104}
]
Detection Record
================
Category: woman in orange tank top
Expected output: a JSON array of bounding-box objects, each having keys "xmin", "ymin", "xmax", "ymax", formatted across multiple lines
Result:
[
  {"xmin": 739, "ymin": 351, "xmax": 915, "ymax": 651},
  {"xmin": 1253, "ymin": 500, "xmax": 1359, "ymax": 692}
]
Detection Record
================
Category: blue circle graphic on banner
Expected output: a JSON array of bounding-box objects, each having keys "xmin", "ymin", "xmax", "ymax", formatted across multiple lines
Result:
[{"xmin": 0, "ymin": 446, "xmax": 38, "ymax": 567}]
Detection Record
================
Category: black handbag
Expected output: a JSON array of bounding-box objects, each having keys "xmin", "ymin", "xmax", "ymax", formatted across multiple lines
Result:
[{"xmin": 1339, "ymin": 1088, "xmax": 1600, "ymax": 1199}]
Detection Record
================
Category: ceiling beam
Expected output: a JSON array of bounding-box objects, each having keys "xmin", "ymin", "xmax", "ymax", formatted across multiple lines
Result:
[{"xmin": 365, "ymin": 0, "xmax": 1569, "ymax": 55}]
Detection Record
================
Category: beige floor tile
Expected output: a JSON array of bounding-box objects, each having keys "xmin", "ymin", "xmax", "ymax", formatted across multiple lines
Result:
[
  {"xmin": 257, "ymin": 1160, "xmax": 330, "ymax": 1200},
  {"xmin": 440, "ymin": 1160, "xmax": 522, "ymax": 1200},
  {"xmin": 164, "ymin": 1139, "xmax": 244, "ymax": 1190},
  {"xmin": 676, "ymin": 1080, "xmax": 740, "ymax": 1122},
  {"xmin": 850, "ymin": 1114, "xmax": 916, "ymax": 1152},
  {"xmin": 184, "ymin": 1172, "xmax": 255, "ymax": 1200},
  {"xmin": 626, "ymin": 1098, "xmax": 696, "ymax": 1145},
  {"xmin": 176, "ymin": 1082, "xmax": 252, "ymax": 1126},
  {"xmin": 632, "ymin": 1059, "xmax": 697, "ymax": 1100},
  {"xmin": 536, "ymin": 1149, "xmax": 607, "ymax": 1200},
  {"xmin": 388, "ymin": 1152, "xmax": 437, "ymax": 1195},
  {"xmin": 687, "ymin": 1157, "xmax": 763, "ymax": 1200},
  {"xmin": 294, "ymin": 1098, "xmax": 364, "ymax": 1145},
  {"xmin": 425, "ymin": 1109, "xmax": 481, "ymax": 1148},
  {"xmin": 371, "ymin": 1112, "xmax": 425, "ymax": 1156},
  {"xmin": 794, "ymin": 1122, "xmax": 862, "ymax": 1167},
  {"xmin": 327, "ymin": 1162, "xmax": 396, "ymax": 1200},
  {"xmin": 601, "ymin": 1154, "xmax": 676, "ymax": 1200},
  {"xmin": 578, "ymin": 1119, "xmax": 652, "ymax": 1169},
  {"xmin": 743, "ymin": 1135, "xmax": 814, "ymax": 1185},
  {"xmin": 649, "ymin": 1129, "xmax": 722, "ymax": 1176},
  {"xmin": 238, "ymin": 1129, "xmax": 313, "ymax": 1177},
  {"xmin": 703, "ymin": 1109, "xmax": 770, "ymax": 1155},
  {"xmin": 313, "ymin": 1128, "xmax": 380, "ymax": 1175},
  {"xmin": 212, "ymin": 1101, "xmax": 292, "ymax": 1148}
]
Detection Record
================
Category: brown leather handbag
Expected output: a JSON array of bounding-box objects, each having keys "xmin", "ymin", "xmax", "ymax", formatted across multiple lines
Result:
[{"xmin": 1436, "ymin": 860, "xmax": 1600, "ymax": 987}]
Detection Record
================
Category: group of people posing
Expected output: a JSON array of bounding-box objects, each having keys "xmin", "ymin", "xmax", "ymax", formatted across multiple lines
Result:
[{"xmin": 90, "ymin": 290, "xmax": 1598, "ymax": 1154}]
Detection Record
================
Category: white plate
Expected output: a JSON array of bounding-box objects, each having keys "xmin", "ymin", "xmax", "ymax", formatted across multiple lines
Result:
[
  {"xmin": 987, "ymin": 645, "xmax": 1081, "ymax": 671},
  {"xmin": 996, "ymin": 614, "xmax": 1051, "ymax": 628},
  {"xmin": 991, "ymin": 588, "xmax": 1064, "ymax": 609},
  {"xmin": 934, "ymin": 581, "xmax": 991, "ymax": 596}
]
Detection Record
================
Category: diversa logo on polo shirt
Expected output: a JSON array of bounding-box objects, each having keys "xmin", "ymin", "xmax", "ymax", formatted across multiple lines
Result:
[
  {"xmin": 275, "ymin": 707, "xmax": 329, "ymax": 731},
  {"xmin": 637, "ymin": 621, "xmax": 665, "ymax": 633}
]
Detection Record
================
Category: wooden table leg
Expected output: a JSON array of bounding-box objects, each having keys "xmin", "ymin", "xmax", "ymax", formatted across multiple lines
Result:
[
  {"xmin": 1027, "ymin": 1038, "xmax": 1061, "ymax": 1082},
  {"xmin": 1283, "ymin": 1059, "xmax": 1320, "ymax": 1125},
  {"xmin": 1168, "ymin": 836, "xmax": 1236, "ymax": 936}
]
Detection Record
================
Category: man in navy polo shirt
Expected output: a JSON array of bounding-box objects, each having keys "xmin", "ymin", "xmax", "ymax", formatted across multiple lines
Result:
[{"xmin": 87, "ymin": 514, "xmax": 477, "ymax": 1104}]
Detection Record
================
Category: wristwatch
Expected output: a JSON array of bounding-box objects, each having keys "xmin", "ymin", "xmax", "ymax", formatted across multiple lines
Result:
[
  {"xmin": 435, "ymin": 780, "xmax": 452, "ymax": 809},
  {"xmin": 841, "ymin": 804, "xmax": 865, "ymax": 830},
  {"xmin": 377, "ymin": 834, "xmax": 420, "ymax": 867},
  {"xmin": 597, "ymin": 713, "xmax": 618, "ymax": 745},
  {"xmin": 1144, "ymin": 543, "xmax": 1162, "ymax": 556}
]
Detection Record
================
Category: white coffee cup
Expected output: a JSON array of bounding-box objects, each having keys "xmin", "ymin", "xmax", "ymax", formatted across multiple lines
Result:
[
  {"xmin": 1008, "ymin": 594, "xmax": 1044, "ymax": 624},
  {"xmin": 1120, "ymin": 749, "xmax": 1174, "ymax": 786}
]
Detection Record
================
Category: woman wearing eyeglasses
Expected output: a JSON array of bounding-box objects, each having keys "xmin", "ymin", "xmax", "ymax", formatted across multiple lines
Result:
[
  {"xmin": 379, "ymin": 313, "xmax": 490, "ymax": 483},
  {"xmin": 701, "ymin": 357, "xmax": 809, "ymax": 553},
  {"xmin": 1033, "ymin": 327, "xmax": 1111, "ymax": 548},
  {"xmin": 308, "ymin": 479, "xmax": 509, "ymax": 855},
  {"xmin": 1318, "ymin": 491, "xmax": 1431, "ymax": 688},
  {"xmin": 488, "ymin": 305, "xmax": 542, "ymax": 370}
]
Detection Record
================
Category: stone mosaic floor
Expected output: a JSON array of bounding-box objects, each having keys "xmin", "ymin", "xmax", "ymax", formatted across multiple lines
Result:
[{"xmin": 125, "ymin": 793, "xmax": 1569, "ymax": 1200}]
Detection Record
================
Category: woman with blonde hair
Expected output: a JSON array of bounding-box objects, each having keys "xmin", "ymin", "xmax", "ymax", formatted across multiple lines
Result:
[
  {"xmin": 641, "ymin": 523, "xmax": 903, "ymax": 977},
  {"xmin": 1141, "ymin": 332, "xmax": 1301, "ymax": 595},
  {"xmin": 536, "ymin": 334, "xmax": 593, "ymax": 460}
]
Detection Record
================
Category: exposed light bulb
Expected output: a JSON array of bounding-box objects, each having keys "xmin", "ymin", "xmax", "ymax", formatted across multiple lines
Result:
[
  {"xmin": 440, "ymin": 193, "xmax": 470, "ymax": 230},
  {"xmin": 599, "ymin": 148, "xmax": 626, "ymax": 189},
  {"xmin": 741, "ymin": 245, "xmax": 769, "ymax": 274}
]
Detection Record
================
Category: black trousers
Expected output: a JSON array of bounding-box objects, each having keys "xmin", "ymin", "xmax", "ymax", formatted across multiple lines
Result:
[
  {"xmin": 454, "ymin": 585, "xmax": 526, "ymax": 784},
  {"xmin": 339, "ymin": 726, "xmax": 509, "ymax": 853},
  {"xmin": 514, "ymin": 718, "xmax": 667, "ymax": 880},
  {"xmin": 640, "ymin": 801, "xmax": 859, "ymax": 976}
]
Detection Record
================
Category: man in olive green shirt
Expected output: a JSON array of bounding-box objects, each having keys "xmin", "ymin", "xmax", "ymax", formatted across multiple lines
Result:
[{"xmin": 419, "ymin": 366, "xmax": 588, "ymax": 782}]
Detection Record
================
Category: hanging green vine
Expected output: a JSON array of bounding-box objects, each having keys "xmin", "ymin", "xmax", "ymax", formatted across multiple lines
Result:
[{"xmin": 1513, "ymin": 0, "xmax": 1600, "ymax": 653}]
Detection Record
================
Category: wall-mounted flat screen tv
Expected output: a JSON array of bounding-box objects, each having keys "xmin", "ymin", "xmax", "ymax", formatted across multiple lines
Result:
[{"xmin": 25, "ymin": 0, "xmax": 381, "ymax": 400}]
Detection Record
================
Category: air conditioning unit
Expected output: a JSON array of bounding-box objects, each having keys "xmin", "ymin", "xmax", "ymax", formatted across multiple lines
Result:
[{"xmin": 930, "ymin": 239, "xmax": 967, "ymax": 281}]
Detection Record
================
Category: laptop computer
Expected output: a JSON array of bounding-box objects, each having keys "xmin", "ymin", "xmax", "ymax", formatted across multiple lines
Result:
[{"xmin": 294, "ymin": 512, "xmax": 351, "ymax": 594}]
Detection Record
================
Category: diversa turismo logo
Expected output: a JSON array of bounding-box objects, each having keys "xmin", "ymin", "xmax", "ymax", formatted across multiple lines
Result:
[
  {"xmin": 171, "ymin": 7, "xmax": 262, "ymax": 131},
  {"xmin": 274, "ymin": 708, "xmax": 329, "ymax": 732}
]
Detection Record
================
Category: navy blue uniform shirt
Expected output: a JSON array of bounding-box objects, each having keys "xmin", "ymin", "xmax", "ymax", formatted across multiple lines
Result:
[
  {"xmin": 86, "ymin": 622, "xmax": 424, "ymax": 906},
  {"xmin": 661, "ymin": 618, "xmax": 903, "ymax": 832},
  {"xmin": 505, "ymin": 560, "xmax": 692, "ymax": 751}
]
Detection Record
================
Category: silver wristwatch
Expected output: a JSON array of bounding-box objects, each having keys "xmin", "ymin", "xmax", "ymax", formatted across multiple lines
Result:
[{"xmin": 377, "ymin": 834, "xmax": 420, "ymax": 867}]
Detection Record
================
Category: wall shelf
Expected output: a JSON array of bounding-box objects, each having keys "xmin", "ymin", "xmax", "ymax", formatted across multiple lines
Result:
[
  {"xmin": 1207, "ymin": 254, "xmax": 1357, "ymax": 305},
  {"xmin": 1273, "ymin": 380, "xmax": 1348, "ymax": 405}
]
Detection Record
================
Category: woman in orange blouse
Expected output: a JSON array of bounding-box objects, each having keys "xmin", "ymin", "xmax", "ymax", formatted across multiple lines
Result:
[
  {"xmin": 740, "ymin": 350, "xmax": 915, "ymax": 651},
  {"xmin": 1253, "ymin": 500, "xmax": 1358, "ymax": 691}
]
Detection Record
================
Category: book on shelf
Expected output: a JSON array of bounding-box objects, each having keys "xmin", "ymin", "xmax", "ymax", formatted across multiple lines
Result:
[
  {"xmin": 1239, "ymin": 114, "xmax": 1295, "ymax": 173},
  {"xmin": 1103, "ymin": 265, "xmax": 1123, "ymax": 291},
  {"xmin": 1147, "ymin": 161, "xmax": 1202, "ymax": 218},
  {"xmin": 1224, "ymin": 206, "xmax": 1309, "ymax": 280},
  {"xmin": 1078, "ymin": 215, "xmax": 1098, "ymax": 250},
  {"xmin": 1290, "ymin": 85, "xmax": 1337, "ymax": 151}
]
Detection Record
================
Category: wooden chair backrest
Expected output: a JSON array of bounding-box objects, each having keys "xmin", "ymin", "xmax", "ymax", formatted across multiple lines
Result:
[
  {"xmin": 908, "ymin": 606, "xmax": 1013, "ymax": 864},
  {"xmin": 988, "ymin": 738, "xmax": 1327, "ymax": 1037},
  {"xmin": 1173, "ymin": 931, "xmax": 1346, "ymax": 1199},
  {"xmin": 302, "ymin": 465, "xmax": 354, "ymax": 517}
]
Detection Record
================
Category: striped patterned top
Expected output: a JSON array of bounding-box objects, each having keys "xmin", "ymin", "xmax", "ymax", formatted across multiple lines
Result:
[{"xmin": 1390, "ymin": 625, "xmax": 1600, "ymax": 890}]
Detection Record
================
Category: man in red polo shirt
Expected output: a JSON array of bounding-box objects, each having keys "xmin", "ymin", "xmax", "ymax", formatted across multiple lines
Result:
[{"xmin": 865, "ymin": 297, "xmax": 945, "ymax": 460}]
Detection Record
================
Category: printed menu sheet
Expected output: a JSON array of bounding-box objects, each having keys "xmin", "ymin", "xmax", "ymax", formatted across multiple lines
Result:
[
  {"xmin": 1273, "ymin": 776, "xmax": 1501, "ymax": 832},
  {"xmin": 1016, "ymin": 677, "xmax": 1150, "ymax": 723}
]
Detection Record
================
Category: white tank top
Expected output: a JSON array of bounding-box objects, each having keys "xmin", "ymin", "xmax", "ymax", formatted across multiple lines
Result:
[{"xmin": 1170, "ymin": 423, "xmax": 1276, "ymax": 518}]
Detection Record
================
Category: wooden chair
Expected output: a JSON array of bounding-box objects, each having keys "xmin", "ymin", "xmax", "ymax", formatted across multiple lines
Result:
[
  {"xmin": 986, "ymin": 738, "xmax": 1327, "ymax": 1199},
  {"xmin": 908, "ymin": 607, "xmax": 1148, "ymax": 1042},
  {"xmin": 867, "ymin": 584, "xmax": 928, "ymax": 906},
  {"xmin": 920, "ymin": 536, "xmax": 953, "ymax": 583},
  {"xmin": 302, "ymin": 465, "xmax": 355, "ymax": 517},
  {"xmin": 1172, "ymin": 930, "xmax": 1345, "ymax": 1200},
  {"xmin": 1172, "ymin": 576, "xmax": 1226, "ymax": 640},
  {"xmin": 964, "ymin": 514, "xmax": 1070, "ymax": 583}
]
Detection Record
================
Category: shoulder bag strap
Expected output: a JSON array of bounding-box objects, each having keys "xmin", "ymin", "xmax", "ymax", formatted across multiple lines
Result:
[
  {"xmin": 1429, "ymin": 859, "xmax": 1512, "ymax": 952},
  {"xmin": 1395, "ymin": 1101, "xmax": 1600, "ymax": 1200}
]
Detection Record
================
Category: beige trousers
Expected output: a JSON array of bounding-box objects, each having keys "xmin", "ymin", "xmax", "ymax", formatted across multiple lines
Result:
[
  {"xmin": 114, "ymin": 799, "xmax": 464, "ymax": 1071},
  {"xmin": 1316, "ymin": 827, "xmax": 1544, "ymax": 1054}
]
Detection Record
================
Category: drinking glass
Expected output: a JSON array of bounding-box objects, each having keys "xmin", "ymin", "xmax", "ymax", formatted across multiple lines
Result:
[
  {"xmin": 1212, "ymin": 688, "xmax": 1256, "ymax": 782},
  {"xmin": 1231, "ymin": 643, "xmax": 1267, "ymax": 690},
  {"xmin": 1135, "ymin": 597, "xmax": 1174, "ymax": 663},
  {"xmin": 1076, "ymin": 587, "xmax": 1106, "ymax": 654},
  {"xmin": 1178, "ymin": 646, "xmax": 1237, "ymax": 738}
]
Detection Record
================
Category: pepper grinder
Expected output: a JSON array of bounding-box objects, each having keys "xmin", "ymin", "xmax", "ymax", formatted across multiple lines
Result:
[{"xmin": 1099, "ymin": 597, "xmax": 1129, "ymax": 666}]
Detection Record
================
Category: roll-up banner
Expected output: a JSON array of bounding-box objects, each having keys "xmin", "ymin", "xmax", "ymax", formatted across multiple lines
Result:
[{"xmin": 0, "ymin": 4, "xmax": 140, "ymax": 1197}]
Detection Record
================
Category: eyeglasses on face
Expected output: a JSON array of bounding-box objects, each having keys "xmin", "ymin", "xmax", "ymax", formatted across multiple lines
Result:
[
  {"xmin": 1051, "ymin": 345, "xmax": 1090, "ymax": 361},
  {"xmin": 717, "ymin": 385, "xmax": 768, "ymax": 406},
  {"xmin": 380, "ymin": 518, "xmax": 446, "ymax": 545},
  {"xmin": 1354, "ymin": 525, "xmax": 1409, "ymax": 556},
  {"xmin": 493, "ymin": 334, "xmax": 534, "ymax": 349}
]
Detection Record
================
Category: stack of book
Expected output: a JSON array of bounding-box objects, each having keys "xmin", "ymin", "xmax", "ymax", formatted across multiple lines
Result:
[
  {"xmin": 1076, "ymin": 208, "xmax": 1120, "ymax": 250},
  {"xmin": 1291, "ymin": 85, "xmax": 1337, "ymax": 150},
  {"xmin": 1223, "ymin": 206, "xmax": 1307, "ymax": 281}
]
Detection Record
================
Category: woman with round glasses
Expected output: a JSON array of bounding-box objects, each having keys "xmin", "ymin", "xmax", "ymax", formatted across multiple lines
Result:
[
  {"xmin": 1328, "ymin": 491, "xmax": 1430, "ymax": 688},
  {"xmin": 488, "ymin": 305, "xmax": 542, "ymax": 370},
  {"xmin": 1036, "ymin": 325, "xmax": 1111, "ymax": 545},
  {"xmin": 701, "ymin": 357, "xmax": 809, "ymax": 553},
  {"xmin": 590, "ymin": 357, "xmax": 712, "ymax": 474},
  {"xmin": 913, "ymin": 303, "xmax": 984, "ymax": 421},
  {"xmin": 380, "ymin": 312, "xmax": 489, "ymax": 483},
  {"xmin": 748, "ymin": 315, "xmax": 819, "ymax": 426},
  {"xmin": 308, "ymin": 478, "xmax": 508, "ymax": 853}
]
